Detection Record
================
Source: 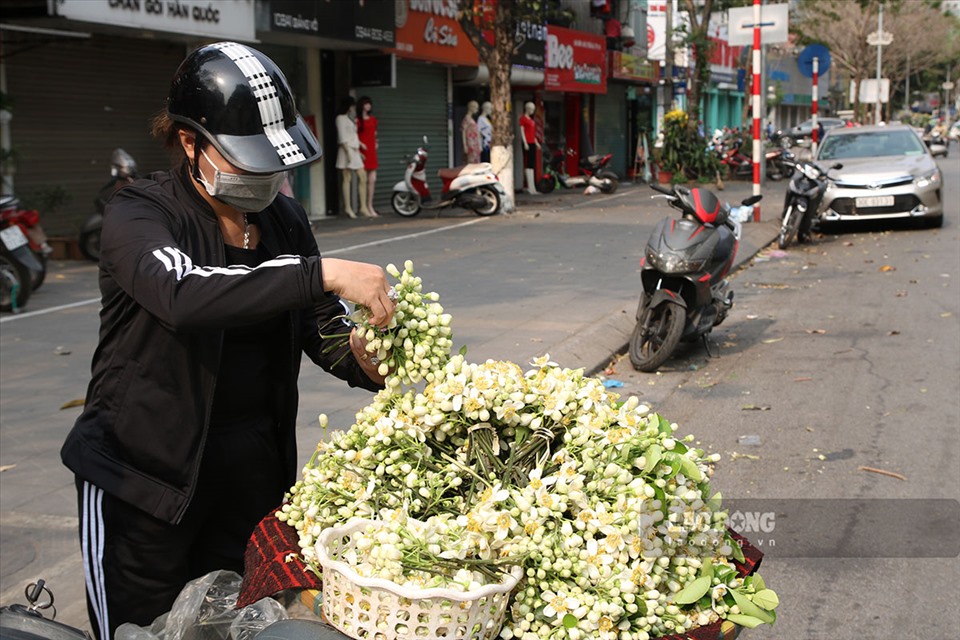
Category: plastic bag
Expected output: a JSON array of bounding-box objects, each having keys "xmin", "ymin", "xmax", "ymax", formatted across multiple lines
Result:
[
  {"xmin": 115, "ymin": 571, "xmax": 288, "ymax": 640},
  {"xmin": 728, "ymin": 204, "xmax": 753, "ymax": 224}
]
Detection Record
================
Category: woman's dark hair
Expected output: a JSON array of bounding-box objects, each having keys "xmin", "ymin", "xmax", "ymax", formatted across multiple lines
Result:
[
  {"xmin": 337, "ymin": 96, "xmax": 356, "ymax": 116},
  {"xmin": 151, "ymin": 109, "xmax": 196, "ymax": 169},
  {"xmin": 357, "ymin": 96, "xmax": 372, "ymax": 133}
]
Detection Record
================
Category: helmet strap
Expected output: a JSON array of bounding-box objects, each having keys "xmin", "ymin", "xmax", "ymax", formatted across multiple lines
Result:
[{"xmin": 190, "ymin": 137, "xmax": 204, "ymax": 184}]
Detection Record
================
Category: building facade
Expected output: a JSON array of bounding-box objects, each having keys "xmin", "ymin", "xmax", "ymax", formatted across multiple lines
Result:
[{"xmin": 2, "ymin": 0, "xmax": 815, "ymax": 235}]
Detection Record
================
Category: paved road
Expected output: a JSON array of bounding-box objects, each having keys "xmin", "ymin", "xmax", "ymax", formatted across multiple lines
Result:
[
  {"xmin": 600, "ymin": 156, "xmax": 960, "ymax": 638},
  {"xmin": 2, "ymin": 155, "xmax": 955, "ymax": 638}
]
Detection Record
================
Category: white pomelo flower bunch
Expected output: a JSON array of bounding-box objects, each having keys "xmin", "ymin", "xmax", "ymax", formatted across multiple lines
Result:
[
  {"xmin": 353, "ymin": 260, "xmax": 454, "ymax": 389},
  {"xmin": 280, "ymin": 355, "xmax": 780, "ymax": 639}
]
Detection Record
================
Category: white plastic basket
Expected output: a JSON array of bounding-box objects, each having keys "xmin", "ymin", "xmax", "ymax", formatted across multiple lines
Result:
[{"xmin": 315, "ymin": 519, "xmax": 522, "ymax": 640}]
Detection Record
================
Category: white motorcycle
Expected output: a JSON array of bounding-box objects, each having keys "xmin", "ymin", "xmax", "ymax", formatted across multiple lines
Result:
[{"xmin": 391, "ymin": 136, "xmax": 504, "ymax": 217}]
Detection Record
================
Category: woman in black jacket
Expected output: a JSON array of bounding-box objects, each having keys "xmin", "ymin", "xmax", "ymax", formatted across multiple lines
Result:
[{"xmin": 60, "ymin": 42, "xmax": 395, "ymax": 640}]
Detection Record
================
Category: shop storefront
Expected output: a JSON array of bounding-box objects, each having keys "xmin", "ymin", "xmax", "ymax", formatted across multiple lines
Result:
[
  {"xmin": 263, "ymin": 0, "xmax": 395, "ymax": 218},
  {"xmin": 605, "ymin": 52, "xmax": 658, "ymax": 179},
  {"xmin": 357, "ymin": 0, "xmax": 481, "ymax": 214},
  {"xmin": 703, "ymin": 19, "xmax": 745, "ymax": 135},
  {"xmin": 543, "ymin": 26, "xmax": 607, "ymax": 178},
  {"xmin": 2, "ymin": 0, "xmax": 258, "ymax": 235}
]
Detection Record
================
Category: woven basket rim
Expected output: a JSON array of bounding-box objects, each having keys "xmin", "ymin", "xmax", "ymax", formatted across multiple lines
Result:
[{"xmin": 316, "ymin": 518, "xmax": 523, "ymax": 602}]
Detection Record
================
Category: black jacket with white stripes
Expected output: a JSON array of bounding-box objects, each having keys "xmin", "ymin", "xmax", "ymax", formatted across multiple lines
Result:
[{"xmin": 61, "ymin": 167, "xmax": 380, "ymax": 525}]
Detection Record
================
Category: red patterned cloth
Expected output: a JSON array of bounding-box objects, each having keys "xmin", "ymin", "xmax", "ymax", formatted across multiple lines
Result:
[
  {"xmin": 238, "ymin": 511, "xmax": 765, "ymax": 639},
  {"xmin": 238, "ymin": 509, "xmax": 320, "ymax": 608}
]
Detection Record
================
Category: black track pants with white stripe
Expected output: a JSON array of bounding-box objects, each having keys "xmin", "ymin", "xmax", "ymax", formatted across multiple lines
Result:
[{"xmin": 74, "ymin": 427, "xmax": 285, "ymax": 639}]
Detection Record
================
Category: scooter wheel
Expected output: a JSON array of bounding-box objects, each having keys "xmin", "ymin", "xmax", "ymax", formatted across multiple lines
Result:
[
  {"xmin": 778, "ymin": 205, "xmax": 799, "ymax": 250},
  {"xmin": 536, "ymin": 176, "xmax": 556, "ymax": 194},
  {"xmin": 472, "ymin": 185, "xmax": 501, "ymax": 216},
  {"xmin": 79, "ymin": 226, "xmax": 102, "ymax": 262},
  {"xmin": 597, "ymin": 171, "xmax": 619, "ymax": 193},
  {"xmin": 30, "ymin": 254, "xmax": 47, "ymax": 291},
  {"xmin": 0, "ymin": 253, "xmax": 32, "ymax": 313},
  {"xmin": 391, "ymin": 191, "xmax": 421, "ymax": 217},
  {"xmin": 629, "ymin": 301, "xmax": 686, "ymax": 372}
]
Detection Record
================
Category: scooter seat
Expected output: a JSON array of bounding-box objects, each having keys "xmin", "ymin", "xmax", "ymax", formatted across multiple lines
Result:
[
  {"xmin": 437, "ymin": 166, "xmax": 464, "ymax": 181},
  {"xmin": 586, "ymin": 154, "xmax": 602, "ymax": 164}
]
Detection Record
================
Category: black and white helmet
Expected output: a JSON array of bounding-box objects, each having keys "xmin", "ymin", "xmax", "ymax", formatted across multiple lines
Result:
[{"xmin": 167, "ymin": 41, "xmax": 321, "ymax": 174}]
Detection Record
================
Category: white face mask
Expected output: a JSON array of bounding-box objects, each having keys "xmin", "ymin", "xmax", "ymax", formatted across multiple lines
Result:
[{"xmin": 198, "ymin": 149, "xmax": 286, "ymax": 213}]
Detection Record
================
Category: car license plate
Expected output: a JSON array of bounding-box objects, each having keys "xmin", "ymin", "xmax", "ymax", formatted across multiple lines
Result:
[
  {"xmin": 0, "ymin": 225, "xmax": 29, "ymax": 250},
  {"xmin": 855, "ymin": 195, "xmax": 895, "ymax": 208}
]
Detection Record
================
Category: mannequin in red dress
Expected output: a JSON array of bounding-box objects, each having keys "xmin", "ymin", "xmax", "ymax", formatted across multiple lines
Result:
[
  {"xmin": 357, "ymin": 96, "xmax": 380, "ymax": 217},
  {"xmin": 518, "ymin": 101, "xmax": 539, "ymax": 195}
]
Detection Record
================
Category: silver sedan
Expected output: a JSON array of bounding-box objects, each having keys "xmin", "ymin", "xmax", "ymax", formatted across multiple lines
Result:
[{"xmin": 816, "ymin": 124, "xmax": 944, "ymax": 228}]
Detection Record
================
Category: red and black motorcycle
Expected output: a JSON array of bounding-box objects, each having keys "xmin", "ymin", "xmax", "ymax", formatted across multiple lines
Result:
[
  {"xmin": 537, "ymin": 145, "xmax": 619, "ymax": 194},
  {"xmin": 1, "ymin": 195, "xmax": 52, "ymax": 292},
  {"xmin": 629, "ymin": 184, "xmax": 761, "ymax": 372}
]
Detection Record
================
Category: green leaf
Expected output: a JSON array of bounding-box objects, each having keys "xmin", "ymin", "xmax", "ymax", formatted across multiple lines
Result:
[
  {"xmin": 674, "ymin": 576, "xmax": 712, "ymax": 604},
  {"xmin": 729, "ymin": 588, "xmax": 775, "ymax": 623},
  {"xmin": 701, "ymin": 558, "xmax": 714, "ymax": 581},
  {"xmin": 750, "ymin": 573, "xmax": 766, "ymax": 592},
  {"xmin": 663, "ymin": 453, "xmax": 682, "ymax": 479},
  {"xmin": 653, "ymin": 485, "xmax": 667, "ymax": 512},
  {"xmin": 752, "ymin": 589, "xmax": 780, "ymax": 611},
  {"xmin": 458, "ymin": 345, "xmax": 468, "ymax": 356},
  {"xmin": 672, "ymin": 439, "xmax": 689, "ymax": 454},
  {"xmin": 657, "ymin": 415, "xmax": 673, "ymax": 435},
  {"xmin": 706, "ymin": 491, "xmax": 722, "ymax": 510},
  {"xmin": 679, "ymin": 457, "xmax": 703, "ymax": 482},
  {"xmin": 725, "ymin": 531, "xmax": 745, "ymax": 562},
  {"xmin": 724, "ymin": 613, "xmax": 767, "ymax": 629},
  {"xmin": 562, "ymin": 613, "xmax": 578, "ymax": 629},
  {"xmin": 643, "ymin": 445, "xmax": 663, "ymax": 475}
]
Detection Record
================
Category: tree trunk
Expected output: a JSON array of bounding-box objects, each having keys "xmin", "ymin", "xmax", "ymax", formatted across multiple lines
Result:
[
  {"xmin": 486, "ymin": 14, "xmax": 516, "ymax": 212},
  {"xmin": 460, "ymin": 0, "xmax": 517, "ymax": 211},
  {"xmin": 852, "ymin": 76, "xmax": 862, "ymax": 123}
]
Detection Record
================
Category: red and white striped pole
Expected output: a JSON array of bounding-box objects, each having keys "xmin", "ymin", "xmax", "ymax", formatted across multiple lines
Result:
[
  {"xmin": 751, "ymin": 0, "xmax": 762, "ymax": 221},
  {"xmin": 811, "ymin": 57, "xmax": 819, "ymax": 156}
]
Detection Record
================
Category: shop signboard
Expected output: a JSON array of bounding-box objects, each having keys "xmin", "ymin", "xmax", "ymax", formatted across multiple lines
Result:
[
  {"xmin": 393, "ymin": 0, "xmax": 479, "ymax": 66},
  {"xmin": 473, "ymin": 0, "xmax": 545, "ymax": 68},
  {"xmin": 544, "ymin": 26, "xmax": 606, "ymax": 94},
  {"xmin": 610, "ymin": 52, "xmax": 658, "ymax": 83},
  {"xmin": 269, "ymin": 0, "xmax": 394, "ymax": 46},
  {"xmin": 513, "ymin": 19, "xmax": 546, "ymax": 69},
  {"xmin": 52, "ymin": 0, "xmax": 256, "ymax": 40}
]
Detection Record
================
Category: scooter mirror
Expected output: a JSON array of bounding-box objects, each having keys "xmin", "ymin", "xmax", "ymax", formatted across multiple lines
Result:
[
  {"xmin": 831, "ymin": 163, "xmax": 843, "ymax": 170},
  {"xmin": 423, "ymin": 136, "xmax": 429, "ymax": 145},
  {"xmin": 741, "ymin": 194, "xmax": 763, "ymax": 206}
]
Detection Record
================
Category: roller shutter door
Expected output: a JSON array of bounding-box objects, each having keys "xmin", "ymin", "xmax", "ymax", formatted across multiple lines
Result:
[
  {"xmin": 594, "ymin": 89, "xmax": 628, "ymax": 177},
  {"xmin": 357, "ymin": 60, "xmax": 448, "ymax": 213},
  {"xmin": 6, "ymin": 34, "xmax": 187, "ymax": 235}
]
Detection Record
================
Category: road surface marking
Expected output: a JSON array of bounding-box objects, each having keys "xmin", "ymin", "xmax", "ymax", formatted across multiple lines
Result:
[{"xmin": 0, "ymin": 219, "xmax": 487, "ymax": 323}]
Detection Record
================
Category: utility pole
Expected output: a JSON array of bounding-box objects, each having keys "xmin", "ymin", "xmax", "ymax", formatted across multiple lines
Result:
[
  {"xmin": 904, "ymin": 50, "xmax": 910, "ymax": 114},
  {"xmin": 875, "ymin": 2, "xmax": 884, "ymax": 124},
  {"xmin": 665, "ymin": 0, "xmax": 674, "ymax": 114}
]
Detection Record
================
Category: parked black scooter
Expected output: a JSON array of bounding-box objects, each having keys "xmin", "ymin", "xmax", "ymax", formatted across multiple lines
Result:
[
  {"xmin": 777, "ymin": 159, "xmax": 842, "ymax": 249},
  {"xmin": 79, "ymin": 148, "xmax": 139, "ymax": 261},
  {"xmin": 629, "ymin": 184, "xmax": 762, "ymax": 372}
]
